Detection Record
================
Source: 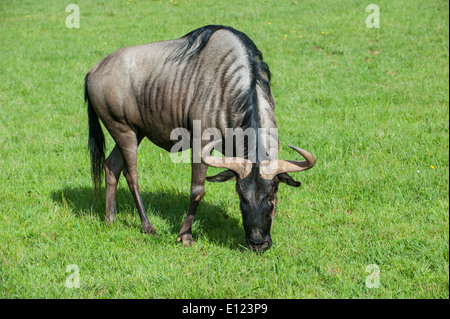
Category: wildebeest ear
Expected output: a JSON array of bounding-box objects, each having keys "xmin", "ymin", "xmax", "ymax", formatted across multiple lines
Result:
[
  {"xmin": 206, "ymin": 169, "xmax": 237, "ymax": 183},
  {"xmin": 276, "ymin": 173, "xmax": 301, "ymax": 187}
]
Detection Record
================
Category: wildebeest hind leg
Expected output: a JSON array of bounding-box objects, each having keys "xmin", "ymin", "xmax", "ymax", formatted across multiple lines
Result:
[
  {"xmin": 117, "ymin": 131, "xmax": 158, "ymax": 236},
  {"xmin": 177, "ymin": 162, "xmax": 208, "ymax": 246},
  {"xmin": 104, "ymin": 145, "xmax": 123, "ymax": 224}
]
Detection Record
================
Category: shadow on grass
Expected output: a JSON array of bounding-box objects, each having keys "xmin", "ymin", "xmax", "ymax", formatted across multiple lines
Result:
[{"xmin": 51, "ymin": 186, "xmax": 245, "ymax": 250}]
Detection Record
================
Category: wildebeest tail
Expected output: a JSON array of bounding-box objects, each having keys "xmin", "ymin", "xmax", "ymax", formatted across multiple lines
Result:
[{"xmin": 85, "ymin": 75, "xmax": 105, "ymax": 195}]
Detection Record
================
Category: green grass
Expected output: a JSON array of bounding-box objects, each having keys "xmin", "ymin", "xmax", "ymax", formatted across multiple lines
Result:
[{"xmin": 0, "ymin": 0, "xmax": 448, "ymax": 298}]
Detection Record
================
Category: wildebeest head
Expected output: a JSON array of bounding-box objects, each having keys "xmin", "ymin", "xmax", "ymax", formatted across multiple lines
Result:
[{"xmin": 201, "ymin": 140, "xmax": 316, "ymax": 252}]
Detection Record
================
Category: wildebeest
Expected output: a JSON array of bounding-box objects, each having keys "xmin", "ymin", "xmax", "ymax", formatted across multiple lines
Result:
[{"xmin": 85, "ymin": 25, "xmax": 316, "ymax": 251}]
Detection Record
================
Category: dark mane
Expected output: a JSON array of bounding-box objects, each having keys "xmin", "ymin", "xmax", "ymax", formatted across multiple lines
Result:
[{"xmin": 171, "ymin": 25, "xmax": 271, "ymax": 90}]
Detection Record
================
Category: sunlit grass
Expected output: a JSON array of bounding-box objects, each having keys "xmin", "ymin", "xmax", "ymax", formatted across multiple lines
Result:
[{"xmin": 0, "ymin": 0, "xmax": 448, "ymax": 298}]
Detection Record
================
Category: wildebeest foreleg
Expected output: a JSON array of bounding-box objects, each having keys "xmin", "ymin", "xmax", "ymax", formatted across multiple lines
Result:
[
  {"xmin": 177, "ymin": 162, "xmax": 208, "ymax": 246},
  {"xmin": 104, "ymin": 145, "xmax": 123, "ymax": 224}
]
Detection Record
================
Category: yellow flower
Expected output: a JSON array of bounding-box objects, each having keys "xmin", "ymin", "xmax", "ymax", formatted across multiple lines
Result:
[
  {"xmin": 299, "ymin": 35, "xmax": 302, "ymax": 38},
  {"xmin": 268, "ymin": 22, "xmax": 271, "ymax": 25},
  {"xmin": 322, "ymin": 31, "xmax": 325, "ymax": 34},
  {"xmin": 430, "ymin": 165, "xmax": 435, "ymax": 169}
]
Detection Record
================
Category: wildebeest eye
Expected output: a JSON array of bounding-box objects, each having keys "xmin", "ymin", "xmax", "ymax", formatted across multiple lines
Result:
[
  {"xmin": 270, "ymin": 184, "xmax": 277, "ymax": 194},
  {"xmin": 266, "ymin": 184, "xmax": 277, "ymax": 201}
]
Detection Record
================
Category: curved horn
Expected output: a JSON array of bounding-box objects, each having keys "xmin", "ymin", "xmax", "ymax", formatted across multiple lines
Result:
[
  {"xmin": 259, "ymin": 145, "xmax": 316, "ymax": 179},
  {"xmin": 200, "ymin": 139, "xmax": 253, "ymax": 179}
]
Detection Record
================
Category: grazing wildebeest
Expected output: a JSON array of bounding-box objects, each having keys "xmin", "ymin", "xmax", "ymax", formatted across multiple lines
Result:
[{"xmin": 85, "ymin": 25, "xmax": 316, "ymax": 251}]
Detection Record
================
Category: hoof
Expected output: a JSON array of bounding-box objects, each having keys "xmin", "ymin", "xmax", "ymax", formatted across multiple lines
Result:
[
  {"xmin": 142, "ymin": 223, "xmax": 158, "ymax": 236},
  {"xmin": 177, "ymin": 234, "xmax": 194, "ymax": 247}
]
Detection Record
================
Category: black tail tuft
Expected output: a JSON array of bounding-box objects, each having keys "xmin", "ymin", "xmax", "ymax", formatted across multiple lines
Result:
[{"xmin": 85, "ymin": 75, "xmax": 105, "ymax": 196}]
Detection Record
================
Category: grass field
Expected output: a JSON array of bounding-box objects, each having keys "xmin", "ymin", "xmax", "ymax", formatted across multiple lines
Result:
[{"xmin": 0, "ymin": 0, "xmax": 448, "ymax": 298}]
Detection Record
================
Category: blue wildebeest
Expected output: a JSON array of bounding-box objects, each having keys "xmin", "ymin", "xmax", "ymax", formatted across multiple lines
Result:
[{"xmin": 85, "ymin": 25, "xmax": 316, "ymax": 251}]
